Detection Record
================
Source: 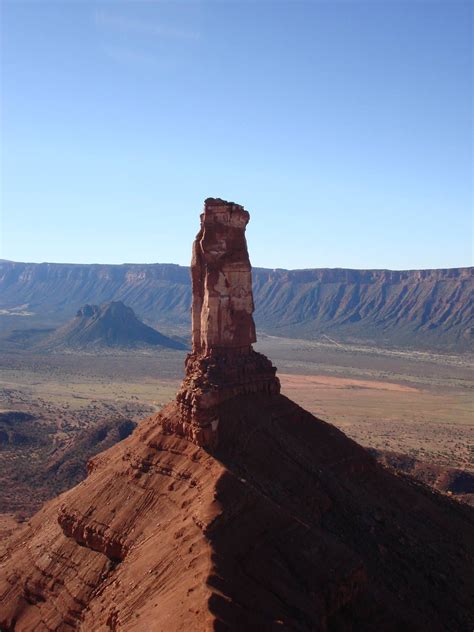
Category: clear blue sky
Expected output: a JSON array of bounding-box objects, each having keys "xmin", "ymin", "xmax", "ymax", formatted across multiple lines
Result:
[{"xmin": 1, "ymin": 1, "xmax": 472, "ymax": 270}]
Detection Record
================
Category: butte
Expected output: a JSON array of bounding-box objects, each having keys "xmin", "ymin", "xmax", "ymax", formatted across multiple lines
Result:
[{"xmin": 0, "ymin": 198, "xmax": 473, "ymax": 631}]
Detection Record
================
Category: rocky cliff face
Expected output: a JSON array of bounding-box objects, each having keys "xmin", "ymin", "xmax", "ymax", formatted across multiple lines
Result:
[
  {"xmin": 0, "ymin": 199, "xmax": 473, "ymax": 631},
  {"xmin": 191, "ymin": 199, "xmax": 256, "ymax": 353},
  {"xmin": 1, "ymin": 261, "xmax": 472, "ymax": 351},
  {"xmin": 174, "ymin": 198, "xmax": 280, "ymax": 447}
]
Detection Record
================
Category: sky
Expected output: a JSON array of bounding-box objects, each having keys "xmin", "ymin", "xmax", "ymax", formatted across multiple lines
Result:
[{"xmin": 0, "ymin": 0, "xmax": 472, "ymax": 270}]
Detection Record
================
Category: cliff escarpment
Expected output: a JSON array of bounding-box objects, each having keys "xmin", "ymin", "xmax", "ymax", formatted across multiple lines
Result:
[{"xmin": 1, "ymin": 260, "xmax": 472, "ymax": 351}]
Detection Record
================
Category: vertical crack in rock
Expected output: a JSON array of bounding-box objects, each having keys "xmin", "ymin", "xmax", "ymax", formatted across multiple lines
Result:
[
  {"xmin": 191, "ymin": 198, "xmax": 256, "ymax": 353},
  {"xmin": 171, "ymin": 198, "xmax": 280, "ymax": 447}
]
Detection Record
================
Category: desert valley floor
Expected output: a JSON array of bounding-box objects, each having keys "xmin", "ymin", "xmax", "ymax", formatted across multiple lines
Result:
[{"xmin": 0, "ymin": 335, "xmax": 472, "ymax": 539}]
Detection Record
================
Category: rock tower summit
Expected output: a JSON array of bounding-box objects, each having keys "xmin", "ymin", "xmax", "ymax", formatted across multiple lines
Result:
[
  {"xmin": 191, "ymin": 198, "xmax": 256, "ymax": 353},
  {"xmin": 170, "ymin": 197, "xmax": 280, "ymax": 447}
]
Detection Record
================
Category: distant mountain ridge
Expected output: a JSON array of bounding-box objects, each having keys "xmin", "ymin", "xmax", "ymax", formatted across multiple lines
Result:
[{"xmin": 0, "ymin": 261, "xmax": 472, "ymax": 351}]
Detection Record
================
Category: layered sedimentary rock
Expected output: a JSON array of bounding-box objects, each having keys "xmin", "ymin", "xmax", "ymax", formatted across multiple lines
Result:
[
  {"xmin": 2, "ymin": 261, "xmax": 472, "ymax": 352},
  {"xmin": 36, "ymin": 301, "xmax": 186, "ymax": 351},
  {"xmin": 1, "ymin": 394, "xmax": 473, "ymax": 631},
  {"xmin": 1, "ymin": 198, "xmax": 473, "ymax": 632},
  {"xmin": 172, "ymin": 198, "xmax": 280, "ymax": 447},
  {"xmin": 190, "ymin": 198, "xmax": 256, "ymax": 353}
]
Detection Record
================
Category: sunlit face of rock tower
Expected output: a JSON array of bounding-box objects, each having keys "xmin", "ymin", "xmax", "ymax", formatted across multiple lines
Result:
[
  {"xmin": 170, "ymin": 198, "xmax": 280, "ymax": 448},
  {"xmin": 191, "ymin": 198, "xmax": 256, "ymax": 355}
]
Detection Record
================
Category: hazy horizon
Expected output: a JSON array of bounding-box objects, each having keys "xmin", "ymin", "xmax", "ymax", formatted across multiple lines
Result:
[{"xmin": 1, "ymin": 256, "xmax": 472, "ymax": 274}]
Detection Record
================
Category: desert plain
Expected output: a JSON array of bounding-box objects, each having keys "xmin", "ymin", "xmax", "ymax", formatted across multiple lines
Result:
[{"xmin": 1, "ymin": 333, "xmax": 472, "ymax": 540}]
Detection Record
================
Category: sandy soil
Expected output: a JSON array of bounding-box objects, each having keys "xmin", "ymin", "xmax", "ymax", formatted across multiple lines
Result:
[
  {"xmin": 278, "ymin": 372, "xmax": 473, "ymax": 470},
  {"xmin": 0, "ymin": 337, "xmax": 472, "ymax": 511}
]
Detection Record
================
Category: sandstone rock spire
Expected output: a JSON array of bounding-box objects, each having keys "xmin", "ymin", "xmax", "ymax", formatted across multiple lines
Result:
[
  {"xmin": 191, "ymin": 198, "xmax": 256, "ymax": 354},
  {"xmin": 169, "ymin": 198, "xmax": 280, "ymax": 447}
]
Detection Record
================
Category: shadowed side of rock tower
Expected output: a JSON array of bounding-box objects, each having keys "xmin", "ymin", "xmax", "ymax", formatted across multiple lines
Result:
[{"xmin": 164, "ymin": 198, "xmax": 474, "ymax": 630}]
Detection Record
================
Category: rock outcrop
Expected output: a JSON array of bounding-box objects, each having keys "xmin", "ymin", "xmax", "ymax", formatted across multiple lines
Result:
[
  {"xmin": 0, "ymin": 409, "xmax": 137, "ymax": 517},
  {"xmin": 1, "ymin": 260, "xmax": 472, "ymax": 352},
  {"xmin": 371, "ymin": 448, "xmax": 474, "ymax": 506},
  {"xmin": 173, "ymin": 198, "xmax": 280, "ymax": 447},
  {"xmin": 35, "ymin": 301, "xmax": 186, "ymax": 351},
  {"xmin": 0, "ymin": 198, "xmax": 473, "ymax": 632},
  {"xmin": 190, "ymin": 198, "xmax": 256, "ymax": 353}
]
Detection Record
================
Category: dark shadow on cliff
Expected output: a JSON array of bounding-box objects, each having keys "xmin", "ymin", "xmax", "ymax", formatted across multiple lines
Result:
[{"xmin": 202, "ymin": 393, "xmax": 474, "ymax": 631}]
